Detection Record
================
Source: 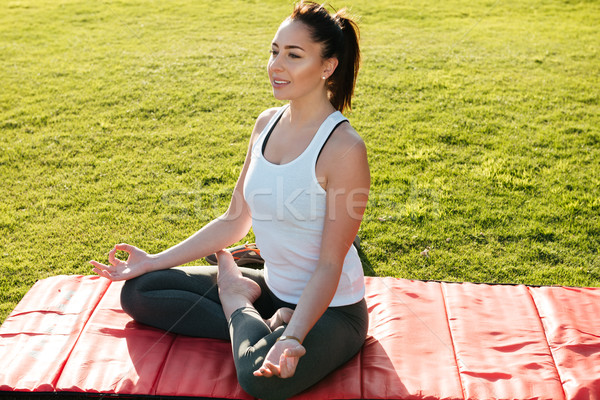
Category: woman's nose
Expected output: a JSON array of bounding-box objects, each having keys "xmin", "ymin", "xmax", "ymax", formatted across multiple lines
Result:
[{"xmin": 269, "ymin": 55, "xmax": 283, "ymax": 73}]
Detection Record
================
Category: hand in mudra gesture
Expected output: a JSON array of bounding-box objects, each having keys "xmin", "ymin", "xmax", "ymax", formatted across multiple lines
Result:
[
  {"xmin": 253, "ymin": 338, "xmax": 307, "ymax": 379},
  {"xmin": 90, "ymin": 243, "xmax": 153, "ymax": 281}
]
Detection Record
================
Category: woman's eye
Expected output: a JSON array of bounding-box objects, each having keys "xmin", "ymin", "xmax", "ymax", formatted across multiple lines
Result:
[
  {"xmin": 289, "ymin": 53, "xmax": 300, "ymax": 59},
  {"xmin": 270, "ymin": 50, "xmax": 278, "ymax": 56}
]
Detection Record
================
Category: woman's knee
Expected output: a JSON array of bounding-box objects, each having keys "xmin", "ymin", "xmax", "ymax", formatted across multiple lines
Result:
[
  {"xmin": 120, "ymin": 277, "xmax": 143, "ymax": 318},
  {"xmin": 119, "ymin": 271, "xmax": 165, "ymax": 318},
  {"xmin": 119, "ymin": 269, "xmax": 178, "ymax": 317},
  {"xmin": 236, "ymin": 372, "xmax": 262, "ymax": 399},
  {"xmin": 237, "ymin": 371, "xmax": 287, "ymax": 400}
]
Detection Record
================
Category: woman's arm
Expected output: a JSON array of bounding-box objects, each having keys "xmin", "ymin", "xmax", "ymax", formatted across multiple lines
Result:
[
  {"xmin": 91, "ymin": 108, "xmax": 278, "ymax": 281},
  {"xmin": 254, "ymin": 123, "xmax": 370, "ymax": 377}
]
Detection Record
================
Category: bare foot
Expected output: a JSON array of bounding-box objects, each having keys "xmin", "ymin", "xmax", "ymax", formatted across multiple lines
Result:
[
  {"xmin": 216, "ymin": 250, "xmax": 261, "ymax": 319},
  {"xmin": 265, "ymin": 307, "xmax": 294, "ymax": 331}
]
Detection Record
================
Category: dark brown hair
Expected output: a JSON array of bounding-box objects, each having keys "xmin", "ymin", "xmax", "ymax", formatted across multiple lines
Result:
[{"xmin": 288, "ymin": 1, "xmax": 360, "ymax": 113}]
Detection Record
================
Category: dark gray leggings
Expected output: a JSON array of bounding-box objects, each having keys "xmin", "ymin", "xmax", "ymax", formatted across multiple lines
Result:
[{"xmin": 120, "ymin": 266, "xmax": 368, "ymax": 400}]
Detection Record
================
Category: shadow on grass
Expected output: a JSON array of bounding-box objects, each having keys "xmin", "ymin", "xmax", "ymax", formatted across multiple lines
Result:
[{"xmin": 357, "ymin": 245, "xmax": 378, "ymax": 278}]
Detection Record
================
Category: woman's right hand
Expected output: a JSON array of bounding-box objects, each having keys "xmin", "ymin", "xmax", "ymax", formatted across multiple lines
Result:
[{"xmin": 90, "ymin": 243, "xmax": 155, "ymax": 281}]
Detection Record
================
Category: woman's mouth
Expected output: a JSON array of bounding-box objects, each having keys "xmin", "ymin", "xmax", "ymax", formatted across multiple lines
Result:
[{"xmin": 272, "ymin": 79, "xmax": 290, "ymax": 88}]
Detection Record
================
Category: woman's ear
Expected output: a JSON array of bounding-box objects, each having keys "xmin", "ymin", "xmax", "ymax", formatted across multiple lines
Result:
[{"xmin": 323, "ymin": 57, "xmax": 339, "ymax": 80}]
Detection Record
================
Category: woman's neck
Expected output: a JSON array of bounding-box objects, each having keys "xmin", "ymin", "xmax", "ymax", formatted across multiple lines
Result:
[{"xmin": 285, "ymin": 95, "xmax": 337, "ymax": 130}]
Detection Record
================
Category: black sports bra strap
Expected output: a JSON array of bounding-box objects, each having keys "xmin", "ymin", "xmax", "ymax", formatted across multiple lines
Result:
[
  {"xmin": 261, "ymin": 111, "xmax": 286, "ymax": 156},
  {"xmin": 316, "ymin": 119, "xmax": 347, "ymax": 164}
]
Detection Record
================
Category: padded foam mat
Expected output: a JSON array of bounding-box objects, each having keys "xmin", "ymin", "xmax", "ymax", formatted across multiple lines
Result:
[{"xmin": 1, "ymin": 275, "xmax": 599, "ymax": 399}]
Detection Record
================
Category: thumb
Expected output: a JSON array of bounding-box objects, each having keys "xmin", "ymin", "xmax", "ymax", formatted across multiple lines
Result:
[
  {"xmin": 284, "ymin": 345, "xmax": 306, "ymax": 358},
  {"xmin": 109, "ymin": 243, "xmax": 136, "ymax": 265}
]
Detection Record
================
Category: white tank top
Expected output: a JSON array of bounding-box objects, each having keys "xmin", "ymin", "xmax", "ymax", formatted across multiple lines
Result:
[{"xmin": 243, "ymin": 105, "xmax": 365, "ymax": 306}]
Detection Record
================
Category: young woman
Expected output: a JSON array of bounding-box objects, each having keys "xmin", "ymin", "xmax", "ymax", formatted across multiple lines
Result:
[{"xmin": 90, "ymin": 2, "xmax": 369, "ymax": 399}]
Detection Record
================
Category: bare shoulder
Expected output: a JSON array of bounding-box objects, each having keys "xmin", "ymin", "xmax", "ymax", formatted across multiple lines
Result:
[
  {"xmin": 324, "ymin": 121, "xmax": 368, "ymax": 163},
  {"xmin": 253, "ymin": 107, "xmax": 280, "ymax": 134},
  {"xmin": 247, "ymin": 107, "xmax": 280, "ymax": 148},
  {"xmin": 317, "ymin": 120, "xmax": 369, "ymax": 190}
]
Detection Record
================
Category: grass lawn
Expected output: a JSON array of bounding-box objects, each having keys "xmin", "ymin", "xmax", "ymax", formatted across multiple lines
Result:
[{"xmin": 1, "ymin": 0, "xmax": 599, "ymax": 323}]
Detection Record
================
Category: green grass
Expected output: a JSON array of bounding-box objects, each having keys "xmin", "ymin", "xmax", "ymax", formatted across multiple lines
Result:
[{"xmin": 1, "ymin": 0, "xmax": 599, "ymax": 323}]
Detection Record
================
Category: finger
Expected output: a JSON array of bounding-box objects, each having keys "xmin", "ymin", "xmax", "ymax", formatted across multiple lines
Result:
[
  {"xmin": 108, "ymin": 243, "xmax": 135, "ymax": 266},
  {"xmin": 93, "ymin": 266, "xmax": 126, "ymax": 282},
  {"xmin": 89, "ymin": 260, "xmax": 115, "ymax": 272},
  {"xmin": 279, "ymin": 354, "xmax": 291, "ymax": 378},
  {"xmin": 253, "ymin": 368, "xmax": 268, "ymax": 377},
  {"xmin": 92, "ymin": 266, "xmax": 114, "ymax": 280},
  {"xmin": 283, "ymin": 345, "xmax": 306, "ymax": 358},
  {"xmin": 263, "ymin": 361, "xmax": 280, "ymax": 377},
  {"xmin": 115, "ymin": 243, "xmax": 135, "ymax": 253},
  {"xmin": 253, "ymin": 366, "xmax": 273, "ymax": 378},
  {"xmin": 280, "ymin": 355, "xmax": 297, "ymax": 379},
  {"xmin": 107, "ymin": 246, "xmax": 119, "ymax": 266}
]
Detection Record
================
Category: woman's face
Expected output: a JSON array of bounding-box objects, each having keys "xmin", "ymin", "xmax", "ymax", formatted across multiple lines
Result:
[{"xmin": 268, "ymin": 19, "xmax": 336, "ymax": 102}]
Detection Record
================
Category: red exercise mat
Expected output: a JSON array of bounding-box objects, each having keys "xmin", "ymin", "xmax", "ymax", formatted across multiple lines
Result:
[
  {"xmin": 0, "ymin": 275, "xmax": 110, "ymax": 392},
  {"xmin": 55, "ymin": 281, "xmax": 176, "ymax": 395},
  {"xmin": 530, "ymin": 286, "xmax": 600, "ymax": 400},
  {"xmin": 361, "ymin": 277, "xmax": 462, "ymax": 400},
  {"xmin": 442, "ymin": 282, "xmax": 563, "ymax": 399},
  {"xmin": 1, "ymin": 275, "xmax": 599, "ymax": 399}
]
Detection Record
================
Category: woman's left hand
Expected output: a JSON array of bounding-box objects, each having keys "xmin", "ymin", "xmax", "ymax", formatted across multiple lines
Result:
[{"xmin": 253, "ymin": 339, "xmax": 306, "ymax": 378}]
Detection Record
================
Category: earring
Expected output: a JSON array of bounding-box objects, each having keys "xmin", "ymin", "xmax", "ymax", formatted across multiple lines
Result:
[{"xmin": 322, "ymin": 76, "xmax": 327, "ymax": 80}]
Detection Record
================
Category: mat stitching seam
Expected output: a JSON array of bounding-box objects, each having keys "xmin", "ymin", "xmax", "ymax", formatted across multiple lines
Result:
[
  {"xmin": 527, "ymin": 287, "xmax": 568, "ymax": 400},
  {"xmin": 51, "ymin": 277, "xmax": 112, "ymax": 391},
  {"xmin": 440, "ymin": 282, "xmax": 467, "ymax": 400},
  {"xmin": 150, "ymin": 331, "xmax": 178, "ymax": 396}
]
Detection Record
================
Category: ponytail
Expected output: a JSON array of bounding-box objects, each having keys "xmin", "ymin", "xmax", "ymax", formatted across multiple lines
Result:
[
  {"xmin": 331, "ymin": 10, "xmax": 360, "ymax": 113},
  {"xmin": 289, "ymin": 2, "xmax": 361, "ymax": 113}
]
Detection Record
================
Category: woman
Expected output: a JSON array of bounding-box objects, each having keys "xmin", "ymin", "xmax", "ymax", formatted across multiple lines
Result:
[{"xmin": 90, "ymin": 2, "xmax": 369, "ymax": 399}]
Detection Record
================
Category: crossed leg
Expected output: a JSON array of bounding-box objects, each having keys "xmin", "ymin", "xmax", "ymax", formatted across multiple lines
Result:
[
  {"xmin": 216, "ymin": 250, "xmax": 368, "ymax": 400},
  {"xmin": 120, "ymin": 260, "xmax": 291, "ymax": 339}
]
